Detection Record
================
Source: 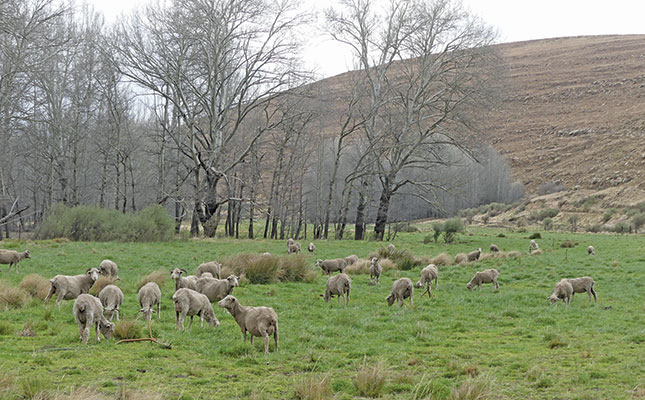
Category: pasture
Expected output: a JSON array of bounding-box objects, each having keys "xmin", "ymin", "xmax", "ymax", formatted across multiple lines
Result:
[{"xmin": 0, "ymin": 228, "xmax": 643, "ymax": 399}]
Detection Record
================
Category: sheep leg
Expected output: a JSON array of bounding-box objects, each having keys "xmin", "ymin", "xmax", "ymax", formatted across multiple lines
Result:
[
  {"xmin": 56, "ymin": 289, "xmax": 66, "ymax": 310},
  {"xmin": 409, "ymin": 290, "xmax": 413, "ymax": 306},
  {"xmin": 250, "ymin": 335, "xmax": 254, "ymax": 346},
  {"xmin": 188, "ymin": 315, "xmax": 194, "ymax": 330},
  {"xmin": 242, "ymin": 329, "xmax": 247, "ymax": 344},
  {"xmin": 273, "ymin": 322, "xmax": 279, "ymax": 352},
  {"xmin": 157, "ymin": 302, "xmax": 161, "ymax": 320},
  {"xmin": 200, "ymin": 312, "xmax": 204, "ymax": 328},
  {"xmin": 494, "ymin": 279, "xmax": 499, "ymax": 290},
  {"xmin": 44, "ymin": 284, "xmax": 56, "ymax": 303},
  {"xmin": 263, "ymin": 332, "xmax": 269, "ymax": 353},
  {"xmin": 570, "ymin": 292, "xmax": 575, "ymax": 304},
  {"xmin": 590, "ymin": 287, "xmax": 597, "ymax": 303},
  {"xmin": 434, "ymin": 277, "xmax": 438, "ymax": 290},
  {"xmin": 95, "ymin": 319, "xmax": 101, "ymax": 342},
  {"xmin": 81, "ymin": 324, "xmax": 90, "ymax": 344},
  {"xmin": 115, "ymin": 309, "xmax": 120, "ymax": 321}
]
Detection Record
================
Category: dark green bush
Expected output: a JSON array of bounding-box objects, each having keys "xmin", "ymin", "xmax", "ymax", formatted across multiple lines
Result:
[
  {"xmin": 531, "ymin": 208, "xmax": 559, "ymax": 221},
  {"xmin": 611, "ymin": 222, "xmax": 631, "ymax": 234},
  {"xmin": 586, "ymin": 224, "xmax": 604, "ymax": 233},
  {"xmin": 443, "ymin": 218, "xmax": 465, "ymax": 243},
  {"xmin": 631, "ymin": 213, "xmax": 645, "ymax": 233},
  {"xmin": 528, "ymin": 232, "xmax": 542, "ymax": 239},
  {"xmin": 560, "ymin": 240, "xmax": 576, "ymax": 248},
  {"xmin": 602, "ymin": 208, "xmax": 616, "ymax": 223}
]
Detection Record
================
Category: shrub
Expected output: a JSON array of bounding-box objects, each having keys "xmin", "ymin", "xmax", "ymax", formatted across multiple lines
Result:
[
  {"xmin": 19, "ymin": 274, "xmax": 51, "ymax": 300},
  {"xmin": 542, "ymin": 218, "xmax": 553, "ymax": 230},
  {"xmin": 533, "ymin": 208, "xmax": 559, "ymax": 221},
  {"xmin": 0, "ymin": 282, "xmax": 29, "ymax": 310},
  {"xmin": 431, "ymin": 253, "xmax": 452, "ymax": 266},
  {"xmin": 243, "ymin": 258, "xmax": 281, "ymax": 284},
  {"xmin": 586, "ymin": 224, "xmax": 604, "ymax": 233},
  {"xmin": 281, "ymin": 255, "xmax": 316, "ymax": 283},
  {"xmin": 528, "ymin": 232, "xmax": 542, "ymax": 239},
  {"xmin": 137, "ymin": 270, "xmax": 167, "ymax": 291},
  {"xmin": 568, "ymin": 215, "xmax": 579, "ymax": 232},
  {"xmin": 223, "ymin": 254, "xmax": 315, "ymax": 283},
  {"xmin": 294, "ymin": 374, "xmax": 332, "ymax": 400},
  {"xmin": 611, "ymin": 222, "xmax": 631, "ymax": 234},
  {"xmin": 560, "ymin": 240, "xmax": 576, "ymax": 248},
  {"xmin": 631, "ymin": 213, "xmax": 645, "ymax": 233},
  {"xmin": 602, "ymin": 208, "xmax": 616, "ymax": 223},
  {"xmin": 391, "ymin": 249, "xmax": 420, "ymax": 270},
  {"xmin": 379, "ymin": 259, "xmax": 396, "ymax": 271},
  {"xmin": 353, "ymin": 361, "xmax": 387, "ymax": 398},
  {"xmin": 443, "ymin": 218, "xmax": 465, "ymax": 244},
  {"xmin": 432, "ymin": 222, "xmax": 443, "ymax": 243},
  {"xmin": 423, "ymin": 234, "xmax": 433, "ymax": 244},
  {"xmin": 537, "ymin": 181, "xmax": 566, "ymax": 195},
  {"xmin": 114, "ymin": 319, "xmax": 142, "ymax": 340},
  {"xmin": 89, "ymin": 276, "xmax": 119, "ymax": 296}
]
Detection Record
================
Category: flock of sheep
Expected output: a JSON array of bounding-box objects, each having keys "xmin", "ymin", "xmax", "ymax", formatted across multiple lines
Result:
[{"xmin": 0, "ymin": 238, "xmax": 598, "ymax": 352}]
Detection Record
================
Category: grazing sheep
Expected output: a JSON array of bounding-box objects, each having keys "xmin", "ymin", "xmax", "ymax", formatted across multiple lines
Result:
[
  {"xmin": 218, "ymin": 295, "xmax": 278, "ymax": 353},
  {"xmin": 172, "ymin": 288, "xmax": 220, "ymax": 331},
  {"xmin": 567, "ymin": 277, "xmax": 597, "ymax": 303},
  {"xmin": 369, "ymin": 257, "xmax": 382, "ymax": 284},
  {"xmin": 415, "ymin": 264, "xmax": 438, "ymax": 297},
  {"xmin": 170, "ymin": 268, "xmax": 198, "ymax": 291},
  {"xmin": 323, "ymin": 273, "xmax": 351, "ymax": 305},
  {"xmin": 388, "ymin": 243, "xmax": 395, "ymax": 254},
  {"xmin": 73, "ymin": 294, "xmax": 115, "ymax": 344},
  {"xmin": 44, "ymin": 268, "xmax": 101, "ymax": 309},
  {"xmin": 489, "ymin": 244, "xmax": 500, "ymax": 253},
  {"xmin": 261, "ymin": 252, "xmax": 271, "ymax": 257},
  {"xmin": 316, "ymin": 259, "xmax": 347, "ymax": 275},
  {"xmin": 287, "ymin": 238, "xmax": 294, "ymax": 246},
  {"xmin": 467, "ymin": 248, "xmax": 482, "ymax": 262},
  {"xmin": 98, "ymin": 284, "xmax": 123, "ymax": 321},
  {"xmin": 308, "ymin": 242, "xmax": 315, "ymax": 253},
  {"xmin": 386, "ymin": 277, "xmax": 414, "ymax": 307},
  {"xmin": 0, "ymin": 249, "xmax": 31, "ymax": 273},
  {"xmin": 529, "ymin": 240, "xmax": 539, "ymax": 252},
  {"xmin": 287, "ymin": 242, "xmax": 301, "ymax": 254},
  {"xmin": 344, "ymin": 254, "xmax": 359, "ymax": 265},
  {"xmin": 466, "ymin": 269, "xmax": 499, "ymax": 291},
  {"xmin": 138, "ymin": 282, "xmax": 162, "ymax": 321},
  {"xmin": 98, "ymin": 259, "xmax": 118, "ymax": 277},
  {"xmin": 196, "ymin": 261, "xmax": 222, "ymax": 279},
  {"xmin": 587, "ymin": 246, "xmax": 595, "ymax": 256},
  {"xmin": 548, "ymin": 279, "xmax": 573, "ymax": 305},
  {"xmin": 198, "ymin": 275, "xmax": 239, "ymax": 302}
]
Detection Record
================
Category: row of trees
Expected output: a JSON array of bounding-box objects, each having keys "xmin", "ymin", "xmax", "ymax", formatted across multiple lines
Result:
[{"xmin": 0, "ymin": 0, "xmax": 523, "ymax": 241}]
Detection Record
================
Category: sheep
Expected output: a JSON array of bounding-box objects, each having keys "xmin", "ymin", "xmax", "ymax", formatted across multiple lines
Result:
[
  {"xmin": 369, "ymin": 257, "xmax": 382, "ymax": 284},
  {"xmin": 415, "ymin": 264, "xmax": 438, "ymax": 297},
  {"xmin": 529, "ymin": 240, "xmax": 539, "ymax": 252},
  {"xmin": 489, "ymin": 244, "xmax": 500, "ymax": 253},
  {"xmin": 138, "ymin": 282, "xmax": 162, "ymax": 321},
  {"xmin": 386, "ymin": 277, "xmax": 414, "ymax": 307},
  {"xmin": 316, "ymin": 259, "xmax": 347, "ymax": 275},
  {"xmin": 308, "ymin": 242, "xmax": 315, "ymax": 253},
  {"xmin": 467, "ymin": 248, "xmax": 482, "ymax": 262},
  {"xmin": 323, "ymin": 273, "xmax": 351, "ymax": 305},
  {"xmin": 98, "ymin": 284, "xmax": 123, "ymax": 321},
  {"xmin": 287, "ymin": 238, "xmax": 294, "ymax": 246},
  {"xmin": 587, "ymin": 246, "xmax": 595, "ymax": 256},
  {"xmin": 567, "ymin": 277, "xmax": 597, "ymax": 303},
  {"xmin": 388, "ymin": 243, "xmax": 395, "ymax": 254},
  {"xmin": 198, "ymin": 275, "xmax": 239, "ymax": 302},
  {"xmin": 73, "ymin": 294, "xmax": 115, "ymax": 344},
  {"xmin": 344, "ymin": 254, "xmax": 359, "ymax": 265},
  {"xmin": 218, "ymin": 295, "xmax": 278, "ymax": 353},
  {"xmin": 261, "ymin": 252, "xmax": 271, "ymax": 257},
  {"xmin": 466, "ymin": 269, "xmax": 499, "ymax": 291},
  {"xmin": 170, "ymin": 268, "xmax": 198, "ymax": 291},
  {"xmin": 548, "ymin": 279, "xmax": 573, "ymax": 305},
  {"xmin": 98, "ymin": 259, "xmax": 118, "ymax": 277},
  {"xmin": 172, "ymin": 288, "xmax": 220, "ymax": 331},
  {"xmin": 287, "ymin": 242, "xmax": 301, "ymax": 254},
  {"xmin": 196, "ymin": 261, "xmax": 222, "ymax": 279},
  {"xmin": 44, "ymin": 268, "xmax": 101, "ymax": 309},
  {"xmin": 0, "ymin": 249, "xmax": 31, "ymax": 273}
]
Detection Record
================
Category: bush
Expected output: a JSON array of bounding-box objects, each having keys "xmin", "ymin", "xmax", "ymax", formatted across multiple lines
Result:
[
  {"xmin": 602, "ymin": 208, "xmax": 616, "ymax": 223},
  {"xmin": 89, "ymin": 276, "xmax": 119, "ymax": 296},
  {"xmin": 443, "ymin": 218, "xmax": 465, "ymax": 244},
  {"xmin": 543, "ymin": 218, "xmax": 553, "ymax": 230},
  {"xmin": 560, "ymin": 240, "xmax": 576, "ymax": 248},
  {"xmin": 586, "ymin": 224, "xmax": 604, "ymax": 233},
  {"xmin": 294, "ymin": 374, "xmax": 332, "ymax": 400},
  {"xmin": 611, "ymin": 222, "xmax": 631, "ymax": 234},
  {"xmin": 454, "ymin": 253, "xmax": 468, "ymax": 264},
  {"xmin": 114, "ymin": 319, "xmax": 143, "ymax": 340},
  {"xmin": 531, "ymin": 208, "xmax": 559, "ymax": 222},
  {"xmin": 432, "ymin": 222, "xmax": 443, "ymax": 243},
  {"xmin": 528, "ymin": 232, "xmax": 542, "ymax": 239},
  {"xmin": 223, "ymin": 254, "xmax": 315, "ymax": 284},
  {"xmin": 631, "ymin": 213, "xmax": 645, "ymax": 233},
  {"xmin": 423, "ymin": 234, "xmax": 433, "ymax": 244}
]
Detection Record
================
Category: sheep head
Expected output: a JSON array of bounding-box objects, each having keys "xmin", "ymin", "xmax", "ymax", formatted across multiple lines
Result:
[
  {"xmin": 24, "ymin": 250, "xmax": 31, "ymax": 259},
  {"xmin": 548, "ymin": 295, "xmax": 559, "ymax": 304},
  {"xmin": 139, "ymin": 307, "xmax": 155, "ymax": 320},
  {"xmin": 466, "ymin": 282, "xmax": 474, "ymax": 291},
  {"xmin": 170, "ymin": 268, "xmax": 183, "ymax": 279},
  {"xmin": 99, "ymin": 320, "xmax": 115, "ymax": 339},
  {"xmin": 227, "ymin": 275, "xmax": 239, "ymax": 287},
  {"xmin": 204, "ymin": 308, "xmax": 220, "ymax": 328},
  {"xmin": 386, "ymin": 293, "xmax": 395, "ymax": 306},
  {"xmin": 86, "ymin": 268, "xmax": 100, "ymax": 282},
  {"xmin": 218, "ymin": 295, "xmax": 237, "ymax": 312}
]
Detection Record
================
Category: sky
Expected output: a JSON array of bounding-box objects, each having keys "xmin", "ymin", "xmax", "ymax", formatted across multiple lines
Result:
[{"xmin": 85, "ymin": 0, "xmax": 645, "ymax": 79}]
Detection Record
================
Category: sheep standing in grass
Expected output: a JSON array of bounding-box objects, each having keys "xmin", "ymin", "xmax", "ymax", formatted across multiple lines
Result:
[
  {"xmin": 170, "ymin": 268, "xmax": 198, "ymax": 291},
  {"xmin": 287, "ymin": 242, "xmax": 301, "ymax": 254},
  {"xmin": 548, "ymin": 279, "xmax": 573, "ymax": 305},
  {"xmin": 386, "ymin": 278, "xmax": 414, "ymax": 307},
  {"xmin": 44, "ymin": 268, "xmax": 100, "ymax": 309},
  {"xmin": 73, "ymin": 294, "xmax": 115, "ymax": 344},
  {"xmin": 198, "ymin": 275, "xmax": 239, "ymax": 302},
  {"xmin": 489, "ymin": 244, "xmax": 500, "ymax": 253},
  {"xmin": 172, "ymin": 288, "xmax": 220, "ymax": 330},
  {"xmin": 218, "ymin": 295, "xmax": 278, "ymax": 353},
  {"xmin": 98, "ymin": 284, "xmax": 123, "ymax": 321},
  {"xmin": 369, "ymin": 257, "xmax": 382, "ymax": 284},
  {"xmin": 466, "ymin": 269, "xmax": 499, "ymax": 291},
  {"xmin": 344, "ymin": 255, "xmax": 359, "ymax": 266},
  {"xmin": 316, "ymin": 259, "xmax": 347, "ymax": 275},
  {"xmin": 587, "ymin": 246, "xmax": 595, "ymax": 256},
  {"xmin": 529, "ymin": 240, "xmax": 539, "ymax": 252},
  {"xmin": 567, "ymin": 277, "xmax": 597, "ymax": 303},
  {"xmin": 467, "ymin": 248, "xmax": 482, "ymax": 262},
  {"xmin": 98, "ymin": 260, "xmax": 118, "ymax": 277},
  {"xmin": 196, "ymin": 261, "xmax": 222, "ymax": 279},
  {"xmin": 308, "ymin": 242, "xmax": 315, "ymax": 253},
  {"xmin": 388, "ymin": 244, "xmax": 395, "ymax": 254},
  {"xmin": 138, "ymin": 282, "xmax": 161, "ymax": 321},
  {"xmin": 416, "ymin": 264, "xmax": 438, "ymax": 297},
  {"xmin": 323, "ymin": 273, "xmax": 351, "ymax": 305},
  {"xmin": 0, "ymin": 249, "xmax": 31, "ymax": 273}
]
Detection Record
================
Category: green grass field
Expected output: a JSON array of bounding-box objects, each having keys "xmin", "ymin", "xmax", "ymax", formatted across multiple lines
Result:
[{"xmin": 0, "ymin": 228, "xmax": 643, "ymax": 399}]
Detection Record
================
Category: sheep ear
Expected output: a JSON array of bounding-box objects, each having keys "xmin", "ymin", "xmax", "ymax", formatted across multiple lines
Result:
[{"xmin": 180, "ymin": 268, "xmax": 188, "ymax": 274}]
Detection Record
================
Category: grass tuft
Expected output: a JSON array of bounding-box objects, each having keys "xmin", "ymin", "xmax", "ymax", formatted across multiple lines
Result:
[
  {"xmin": 454, "ymin": 253, "xmax": 468, "ymax": 265},
  {"xmin": 0, "ymin": 281, "xmax": 29, "ymax": 310},
  {"xmin": 346, "ymin": 259, "xmax": 370, "ymax": 275},
  {"xmin": 89, "ymin": 276, "xmax": 118, "ymax": 296},
  {"xmin": 114, "ymin": 319, "xmax": 142, "ymax": 340},
  {"xmin": 431, "ymin": 253, "xmax": 453, "ymax": 266},
  {"xmin": 294, "ymin": 374, "xmax": 332, "ymax": 400},
  {"xmin": 223, "ymin": 253, "xmax": 315, "ymax": 284},
  {"xmin": 136, "ymin": 270, "xmax": 167, "ymax": 291},
  {"xmin": 353, "ymin": 360, "xmax": 387, "ymax": 398},
  {"xmin": 19, "ymin": 274, "xmax": 51, "ymax": 300},
  {"xmin": 449, "ymin": 373, "xmax": 493, "ymax": 400}
]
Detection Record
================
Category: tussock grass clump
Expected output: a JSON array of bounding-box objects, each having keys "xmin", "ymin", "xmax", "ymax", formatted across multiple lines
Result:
[
  {"xmin": 506, "ymin": 251, "xmax": 522, "ymax": 259},
  {"xmin": 531, "ymin": 249, "xmax": 543, "ymax": 256},
  {"xmin": 454, "ymin": 253, "xmax": 468, "ymax": 265},
  {"xmin": 431, "ymin": 253, "xmax": 452, "ymax": 266},
  {"xmin": 116, "ymin": 387, "xmax": 163, "ymax": 400},
  {"xmin": 0, "ymin": 281, "xmax": 29, "ymax": 310},
  {"xmin": 353, "ymin": 360, "xmax": 387, "ymax": 398},
  {"xmin": 19, "ymin": 274, "xmax": 51, "ymax": 300},
  {"xmin": 20, "ymin": 376, "xmax": 47, "ymax": 400},
  {"xmin": 114, "ymin": 319, "xmax": 142, "ymax": 340},
  {"xmin": 243, "ymin": 256, "xmax": 281, "ymax": 284},
  {"xmin": 53, "ymin": 386, "xmax": 110, "ymax": 400},
  {"xmin": 560, "ymin": 240, "xmax": 576, "ymax": 248},
  {"xmin": 294, "ymin": 374, "xmax": 332, "ymax": 400},
  {"xmin": 281, "ymin": 255, "xmax": 316, "ymax": 283},
  {"xmin": 371, "ymin": 247, "xmax": 422, "ymax": 270},
  {"xmin": 0, "ymin": 321, "xmax": 12, "ymax": 335},
  {"xmin": 137, "ymin": 270, "xmax": 167, "ymax": 291},
  {"xmin": 223, "ymin": 254, "xmax": 315, "ymax": 284},
  {"xmin": 89, "ymin": 276, "xmax": 118, "ymax": 296},
  {"xmin": 449, "ymin": 373, "xmax": 493, "ymax": 400},
  {"xmin": 379, "ymin": 259, "xmax": 396, "ymax": 271},
  {"xmin": 346, "ymin": 259, "xmax": 370, "ymax": 274}
]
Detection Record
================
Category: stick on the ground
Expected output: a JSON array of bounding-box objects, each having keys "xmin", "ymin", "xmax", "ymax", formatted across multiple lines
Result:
[{"xmin": 116, "ymin": 318, "xmax": 172, "ymax": 349}]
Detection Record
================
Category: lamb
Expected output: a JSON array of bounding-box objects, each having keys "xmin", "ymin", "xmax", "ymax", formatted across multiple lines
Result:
[
  {"xmin": 198, "ymin": 275, "xmax": 239, "ymax": 302},
  {"xmin": 73, "ymin": 294, "xmax": 115, "ymax": 344},
  {"xmin": 489, "ymin": 244, "xmax": 500, "ymax": 253},
  {"xmin": 98, "ymin": 284, "xmax": 124, "ymax": 321},
  {"xmin": 567, "ymin": 276, "xmax": 597, "ymax": 303},
  {"xmin": 218, "ymin": 295, "xmax": 278, "ymax": 353},
  {"xmin": 386, "ymin": 277, "xmax": 414, "ymax": 307},
  {"xmin": 44, "ymin": 268, "xmax": 101, "ymax": 309},
  {"xmin": 369, "ymin": 257, "xmax": 382, "ymax": 284},
  {"xmin": 196, "ymin": 261, "xmax": 222, "ymax": 279},
  {"xmin": 467, "ymin": 248, "xmax": 482, "ymax": 262},
  {"xmin": 172, "ymin": 288, "xmax": 220, "ymax": 331},
  {"xmin": 287, "ymin": 242, "xmax": 301, "ymax": 254},
  {"xmin": 415, "ymin": 264, "xmax": 438, "ymax": 297},
  {"xmin": 548, "ymin": 278, "xmax": 573, "ymax": 305},
  {"xmin": 308, "ymin": 242, "xmax": 315, "ymax": 253},
  {"xmin": 587, "ymin": 246, "xmax": 595, "ymax": 256},
  {"xmin": 323, "ymin": 273, "xmax": 351, "ymax": 305},
  {"xmin": 138, "ymin": 282, "xmax": 162, "ymax": 321},
  {"xmin": 98, "ymin": 259, "xmax": 118, "ymax": 277},
  {"xmin": 529, "ymin": 240, "xmax": 539, "ymax": 252},
  {"xmin": 170, "ymin": 268, "xmax": 198, "ymax": 291},
  {"xmin": 388, "ymin": 243, "xmax": 395, "ymax": 254},
  {"xmin": 466, "ymin": 269, "xmax": 499, "ymax": 291},
  {"xmin": 0, "ymin": 249, "xmax": 31, "ymax": 273},
  {"xmin": 287, "ymin": 238, "xmax": 294, "ymax": 246},
  {"xmin": 344, "ymin": 254, "xmax": 359, "ymax": 265},
  {"xmin": 316, "ymin": 259, "xmax": 347, "ymax": 275}
]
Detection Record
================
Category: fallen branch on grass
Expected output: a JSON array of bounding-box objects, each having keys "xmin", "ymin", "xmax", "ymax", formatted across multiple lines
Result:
[{"xmin": 116, "ymin": 318, "xmax": 171, "ymax": 349}]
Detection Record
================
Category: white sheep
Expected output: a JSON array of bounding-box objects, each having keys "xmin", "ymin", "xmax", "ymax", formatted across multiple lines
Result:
[
  {"xmin": 388, "ymin": 243, "xmax": 395, "ymax": 254},
  {"xmin": 196, "ymin": 261, "xmax": 222, "ymax": 279},
  {"xmin": 308, "ymin": 242, "xmax": 315, "ymax": 253},
  {"xmin": 369, "ymin": 257, "xmax": 382, "ymax": 284},
  {"xmin": 587, "ymin": 246, "xmax": 595, "ymax": 256},
  {"xmin": 386, "ymin": 277, "xmax": 414, "ymax": 307},
  {"xmin": 344, "ymin": 255, "xmax": 359, "ymax": 265},
  {"xmin": 261, "ymin": 252, "xmax": 271, "ymax": 257},
  {"xmin": 323, "ymin": 273, "xmax": 351, "ymax": 305},
  {"xmin": 529, "ymin": 240, "xmax": 539, "ymax": 252},
  {"xmin": 489, "ymin": 244, "xmax": 500, "ymax": 253},
  {"xmin": 287, "ymin": 242, "xmax": 301, "ymax": 254},
  {"xmin": 170, "ymin": 268, "xmax": 198, "ymax": 291},
  {"xmin": 44, "ymin": 268, "xmax": 100, "ymax": 309},
  {"xmin": 218, "ymin": 295, "xmax": 279, "ymax": 353},
  {"xmin": 172, "ymin": 288, "xmax": 220, "ymax": 331},
  {"xmin": 287, "ymin": 238, "xmax": 294, "ymax": 246},
  {"xmin": 466, "ymin": 269, "xmax": 499, "ymax": 291},
  {"xmin": 198, "ymin": 275, "xmax": 239, "ymax": 302},
  {"xmin": 98, "ymin": 284, "xmax": 124, "ymax": 321},
  {"xmin": 567, "ymin": 277, "xmax": 597, "ymax": 303},
  {"xmin": 73, "ymin": 294, "xmax": 114, "ymax": 344},
  {"xmin": 548, "ymin": 279, "xmax": 573, "ymax": 305},
  {"xmin": 467, "ymin": 248, "xmax": 482, "ymax": 262},
  {"xmin": 98, "ymin": 259, "xmax": 118, "ymax": 277},
  {"xmin": 138, "ymin": 282, "xmax": 162, "ymax": 321},
  {"xmin": 415, "ymin": 264, "xmax": 438, "ymax": 297},
  {"xmin": 316, "ymin": 259, "xmax": 347, "ymax": 275},
  {"xmin": 0, "ymin": 249, "xmax": 31, "ymax": 273}
]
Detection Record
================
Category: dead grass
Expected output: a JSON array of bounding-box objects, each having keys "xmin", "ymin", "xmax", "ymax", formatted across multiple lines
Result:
[
  {"xmin": 449, "ymin": 373, "xmax": 493, "ymax": 400},
  {"xmin": 89, "ymin": 276, "xmax": 118, "ymax": 296},
  {"xmin": 19, "ymin": 274, "xmax": 51, "ymax": 300},
  {"xmin": 0, "ymin": 281, "xmax": 29, "ymax": 310},
  {"xmin": 380, "ymin": 259, "xmax": 396, "ymax": 271},
  {"xmin": 136, "ymin": 270, "xmax": 167, "ymax": 291},
  {"xmin": 114, "ymin": 319, "xmax": 142, "ymax": 340},
  {"xmin": 294, "ymin": 374, "xmax": 332, "ymax": 400},
  {"xmin": 431, "ymin": 253, "xmax": 453, "ymax": 266},
  {"xmin": 52, "ymin": 386, "xmax": 110, "ymax": 400},
  {"xmin": 353, "ymin": 360, "xmax": 387, "ymax": 398},
  {"xmin": 454, "ymin": 253, "xmax": 468, "ymax": 265},
  {"xmin": 346, "ymin": 259, "xmax": 370, "ymax": 274},
  {"xmin": 506, "ymin": 250, "xmax": 523, "ymax": 259},
  {"xmin": 223, "ymin": 253, "xmax": 315, "ymax": 284},
  {"xmin": 531, "ymin": 249, "xmax": 543, "ymax": 256}
]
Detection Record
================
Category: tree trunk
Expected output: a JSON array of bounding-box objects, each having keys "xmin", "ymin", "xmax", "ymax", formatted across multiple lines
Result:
[
  {"xmin": 190, "ymin": 202, "xmax": 200, "ymax": 236},
  {"xmin": 373, "ymin": 183, "xmax": 393, "ymax": 241}
]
